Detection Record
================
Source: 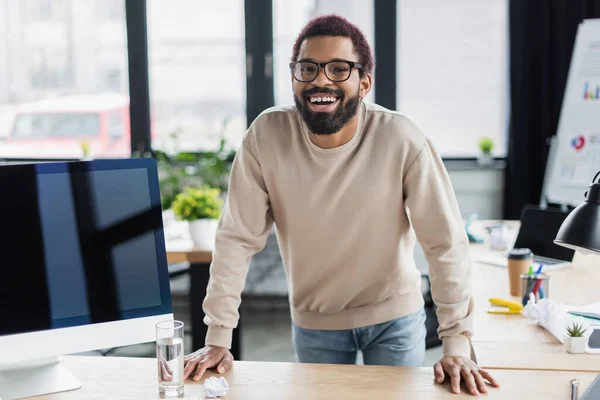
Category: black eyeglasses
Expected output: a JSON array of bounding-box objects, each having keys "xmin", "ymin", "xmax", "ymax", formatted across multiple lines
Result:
[{"xmin": 289, "ymin": 60, "xmax": 363, "ymax": 82}]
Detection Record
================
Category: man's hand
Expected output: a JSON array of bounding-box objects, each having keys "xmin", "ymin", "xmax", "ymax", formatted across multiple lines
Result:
[
  {"xmin": 433, "ymin": 356, "xmax": 499, "ymax": 396},
  {"xmin": 183, "ymin": 345, "xmax": 234, "ymax": 381}
]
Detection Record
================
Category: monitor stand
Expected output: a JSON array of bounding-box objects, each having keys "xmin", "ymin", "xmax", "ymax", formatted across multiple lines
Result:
[{"xmin": 0, "ymin": 356, "xmax": 82, "ymax": 400}]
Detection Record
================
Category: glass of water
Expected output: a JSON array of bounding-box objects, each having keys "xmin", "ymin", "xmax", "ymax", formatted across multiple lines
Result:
[{"xmin": 156, "ymin": 320, "xmax": 185, "ymax": 398}]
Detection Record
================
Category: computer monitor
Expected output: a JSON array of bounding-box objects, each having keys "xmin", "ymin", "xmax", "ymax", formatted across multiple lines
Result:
[
  {"xmin": 514, "ymin": 205, "xmax": 576, "ymax": 264},
  {"xmin": 0, "ymin": 158, "xmax": 173, "ymax": 400}
]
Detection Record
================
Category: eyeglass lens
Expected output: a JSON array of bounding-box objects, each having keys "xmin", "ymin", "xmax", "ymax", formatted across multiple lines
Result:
[{"xmin": 292, "ymin": 62, "xmax": 352, "ymax": 82}]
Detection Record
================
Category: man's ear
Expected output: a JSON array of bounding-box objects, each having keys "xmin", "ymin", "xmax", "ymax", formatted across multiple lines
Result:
[{"xmin": 359, "ymin": 73, "xmax": 373, "ymax": 99}]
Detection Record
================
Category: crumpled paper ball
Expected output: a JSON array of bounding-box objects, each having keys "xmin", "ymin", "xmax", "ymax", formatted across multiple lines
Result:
[
  {"xmin": 204, "ymin": 376, "xmax": 229, "ymax": 398},
  {"xmin": 521, "ymin": 296, "xmax": 591, "ymax": 343}
]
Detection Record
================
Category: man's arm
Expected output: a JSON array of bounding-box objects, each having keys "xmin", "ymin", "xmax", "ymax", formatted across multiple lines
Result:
[
  {"xmin": 403, "ymin": 138, "xmax": 474, "ymax": 359},
  {"xmin": 202, "ymin": 138, "xmax": 274, "ymax": 349}
]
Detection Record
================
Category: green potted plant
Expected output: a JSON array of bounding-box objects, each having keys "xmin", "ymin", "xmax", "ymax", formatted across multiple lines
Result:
[
  {"xmin": 170, "ymin": 186, "xmax": 224, "ymax": 249},
  {"xmin": 149, "ymin": 136, "xmax": 236, "ymax": 211},
  {"xmin": 477, "ymin": 136, "xmax": 494, "ymax": 166},
  {"xmin": 564, "ymin": 320, "xmax": 589, "ymax": 353}
]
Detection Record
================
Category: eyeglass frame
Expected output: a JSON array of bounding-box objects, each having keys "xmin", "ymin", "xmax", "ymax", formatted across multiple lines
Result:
[{"xmin": 289, "ymin": 59, "xmax": 364, "ymax": 83}]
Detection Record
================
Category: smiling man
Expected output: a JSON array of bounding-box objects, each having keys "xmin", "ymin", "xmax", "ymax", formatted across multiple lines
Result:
[{"xmin": 183, "ymin": 14, "xmax": 499, "ymax": 396}]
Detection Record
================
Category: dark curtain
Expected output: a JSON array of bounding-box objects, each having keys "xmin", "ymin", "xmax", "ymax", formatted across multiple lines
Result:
[{"xmin": 504, "ymin": 0, "xmax": 600, "ymax": 219}]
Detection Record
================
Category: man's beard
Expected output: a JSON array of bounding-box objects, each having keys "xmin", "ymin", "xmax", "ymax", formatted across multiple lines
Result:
[{"xmin": 294, "ymin": 87, "xmax": 361, "ymax": 135}]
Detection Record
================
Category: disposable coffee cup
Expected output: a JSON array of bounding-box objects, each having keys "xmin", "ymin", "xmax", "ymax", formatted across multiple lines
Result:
[{"xmin": 507, "ymin": 248, "xmax": 533, "ymax": 297}]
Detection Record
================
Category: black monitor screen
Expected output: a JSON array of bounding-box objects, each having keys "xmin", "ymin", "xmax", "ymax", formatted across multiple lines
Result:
[
  {"xmin": 515, "ymin": 205, "xmax": 576, "ymax": 262},
  {"xmin": 0, "ymin": 159, "xmax": 172, "ymax": 336}
]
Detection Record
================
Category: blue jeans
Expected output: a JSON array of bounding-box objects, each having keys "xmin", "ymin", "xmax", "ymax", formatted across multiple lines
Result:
[{"xmin": 292, "ymin": 308, "xmax": 427, "ymax": 366}]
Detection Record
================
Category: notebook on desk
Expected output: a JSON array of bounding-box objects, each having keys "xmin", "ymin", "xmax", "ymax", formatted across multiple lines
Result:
[
  {"xmin": 566, "ymin": 302, "xmax": 600, "ymax": 325},
  {"xmin": 477, "ymin": 205, "xmax": 575, "ymax": 270}
]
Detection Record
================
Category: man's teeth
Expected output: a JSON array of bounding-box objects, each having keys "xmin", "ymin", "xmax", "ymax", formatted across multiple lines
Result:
[{"xmin": 310, "ymin": 96, "xmax": 337, "ymax": 103}]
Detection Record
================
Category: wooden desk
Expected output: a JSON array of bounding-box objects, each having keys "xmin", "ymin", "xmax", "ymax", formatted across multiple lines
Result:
[
  {"xmin": 471, "ymin": 244, "xmax": 600, "ymax": 343},
  {"xmin": 468, "ymin": 223, "xmax": 600, "ymax": 371},
  {"xmin": 475, "ymin": 341, "xmax": 600, "ymax": 372},
  {"xmin": 167, "ymin": 249, "xmax": 213, "ymax": 265},
  {"xmin": 33, "ymin": 356, "xmax": 599, "ymax": 399},
  {"xmin": 166, "ymin": 247, "xmax": 242, "ymax": 361}
]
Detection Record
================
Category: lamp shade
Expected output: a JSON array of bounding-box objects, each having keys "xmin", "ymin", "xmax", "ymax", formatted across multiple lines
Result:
[{"xmin": 554, "ymin": 182, "xmax": 600, "ymax": 255}]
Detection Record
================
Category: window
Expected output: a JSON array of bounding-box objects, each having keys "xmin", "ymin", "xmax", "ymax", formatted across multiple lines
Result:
[
  {"xmin": 0, "ymin": 0, "xmax": 130, "ymax": 159},
  {"xmin": 396, "ymin": 0, "xmax": 508, "ymax": 157},
  {"xmin": 29, "ymin": 48, "xmax": 72, "ymax": 89},
  {"xmin": 147, "ymin": 0, "xmax": 246, "ymax": 153},
  {"xmin": 104, "ymin": 69, "xmax": 122, "ymax": 92},
  {"xmin": 273, "ymin": 0, "xmax": 375, "ymax": 107},
  {"xmin": 95, "ymin": 0, "xmax": 125, "ymax": 21},
  {"xmin": 25, "ymin": 0, "xmax": 67, "ymax": 21},
  {"xmin": 107, "ymin": 112, "xmax": 124, "ymax": 140},
  {"xmin": 12, "ymin": 113, "xmax": 100, "ymax": 139}
]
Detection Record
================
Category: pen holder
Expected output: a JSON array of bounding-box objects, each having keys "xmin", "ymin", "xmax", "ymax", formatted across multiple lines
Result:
[{"xmin": 520, "ymin": 273, "xmax": 550, "ymax": 306}]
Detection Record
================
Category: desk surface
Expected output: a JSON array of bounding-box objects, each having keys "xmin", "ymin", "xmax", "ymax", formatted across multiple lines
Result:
[
  {"xmin": 166, "ymin": 246, "xmax": 212, "ymax": 264},
  {"xmin": 475, "ymin": 341, "xmax": 600, "ymax": 372},
  {"xmin": 469, "ymin": 222, "xmax": 600, "ymax": 371},
  {"xmin": 471, "ymin": 245, "xmax": 600, "ymax": 343},
  {"xmin": 33, "ymin": 356, "xmax": 599, "ymax": 400}
]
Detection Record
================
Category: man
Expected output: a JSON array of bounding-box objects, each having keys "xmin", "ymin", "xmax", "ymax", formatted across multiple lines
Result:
[{"xmin": 183, "ymin": 14, "xmax": 499, "ymax": 396}]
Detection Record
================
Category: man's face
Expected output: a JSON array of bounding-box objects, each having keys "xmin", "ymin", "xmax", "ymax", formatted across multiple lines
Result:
[{"xmin": 292, "ymin": 36, "xmax": 372, "ymax": 135}]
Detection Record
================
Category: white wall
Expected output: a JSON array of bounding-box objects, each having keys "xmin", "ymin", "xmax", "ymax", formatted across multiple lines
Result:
[{"xmin": 448, "ymin": 165, "xmax": 504, "ymax": 220}]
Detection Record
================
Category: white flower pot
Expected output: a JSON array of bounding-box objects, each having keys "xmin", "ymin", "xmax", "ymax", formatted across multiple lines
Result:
[
  {"xmin": 477, "ymin": 152, "xmax": 493, "ymax": 166},
  {"xmin": 188, "ymin": 219, "xmax": 218, "ymax": 250},
  {"xmin": 563, "ymin": 334, "xmax": 588, "ymax": 354}
]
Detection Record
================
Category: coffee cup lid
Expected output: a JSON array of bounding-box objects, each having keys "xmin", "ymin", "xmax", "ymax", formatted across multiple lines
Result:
[{"xmin": 508, "ymin": 248, "xmax": 533, "ymax": 259}]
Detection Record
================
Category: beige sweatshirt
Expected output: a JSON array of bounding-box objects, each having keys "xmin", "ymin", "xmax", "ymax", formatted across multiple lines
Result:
[{"xmin": 203, "ymin": 101, "xmax": 474, "ymax": 359}]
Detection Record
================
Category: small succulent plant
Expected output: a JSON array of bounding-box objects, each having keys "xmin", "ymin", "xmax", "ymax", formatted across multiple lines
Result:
[{"xmin": 565, "ymin": 321, "xmax": 588, "ymax": 337}]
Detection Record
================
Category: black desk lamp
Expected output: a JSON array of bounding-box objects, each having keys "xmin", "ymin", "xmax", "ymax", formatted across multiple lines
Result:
[{"xmin": 554, "ymin": 171, "xmax": 600, "ymax": 255}]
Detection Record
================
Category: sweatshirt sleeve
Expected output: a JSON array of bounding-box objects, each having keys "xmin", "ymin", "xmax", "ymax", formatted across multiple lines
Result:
[
  {"xmin": 403, "ymin": 138, "xmax": 474, "ymax": 359},
  {"xmin": 202, "ymin": 138, "xmax": 274, "ymax": 349}
]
